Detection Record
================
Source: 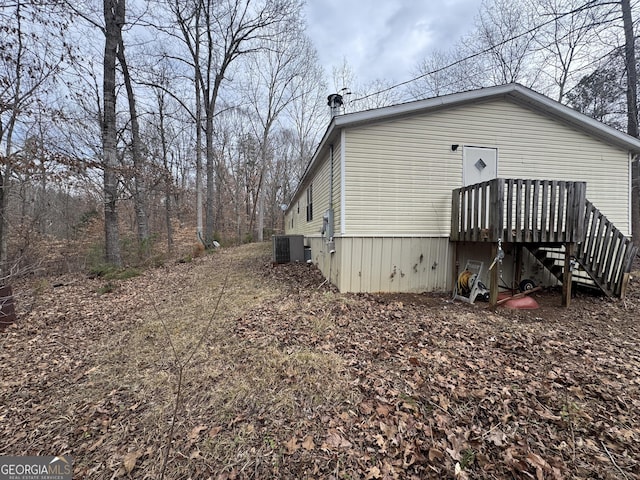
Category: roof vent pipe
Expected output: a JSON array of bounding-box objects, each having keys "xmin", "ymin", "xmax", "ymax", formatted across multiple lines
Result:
[{"xmin": 327, "ymin": 93, "xmax": 344, "ymax": 117}]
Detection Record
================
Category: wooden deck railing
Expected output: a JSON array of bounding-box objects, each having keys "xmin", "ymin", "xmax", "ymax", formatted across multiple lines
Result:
[
  {"xmin": 576, "ymin": 201, "xmax": 638, "ymax": 296},
  {"xmin": 451, "ymin": 178, "xmax": 587, "ymax": 243}
]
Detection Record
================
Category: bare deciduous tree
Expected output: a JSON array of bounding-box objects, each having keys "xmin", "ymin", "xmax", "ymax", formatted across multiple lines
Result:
[
  {"xmin": 621, "ymin": 0, "xmax": 640, "ymax": 245},
  {"xmin": 102, "ymin": 0, "xmax": 125, "ymax": 266},
  {"xmin": 0, "ymin": 0, "xmax": 69, "ymax": 274},
  {"xmin": 464, "ymin": 0, "xmax": 540, "ymax": 87},
  {"xmin": 534, "ymin": 0, "xmax": 604, "ymax": 101},
  {"xmin": 169, "ymin": 0, "xmax": 302, "ymax": 247},
  {"xmin": 117, "ymin": 38, "xmax": 150, "ymax": 249},
  {"xmin": 242, "ymin": 21, "xmax": 315, "ymax": 241}
]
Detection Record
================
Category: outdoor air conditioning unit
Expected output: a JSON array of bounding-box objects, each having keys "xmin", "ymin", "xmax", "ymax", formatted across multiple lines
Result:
[{"xmin": 272, "ymin": 235, "xmax": 305, "ymax": 264}]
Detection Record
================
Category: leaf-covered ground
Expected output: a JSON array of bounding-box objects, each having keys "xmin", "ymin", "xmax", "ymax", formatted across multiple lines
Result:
[{"xmin": 1, "ymin": 243, "xmax": 639, "ymax": 479}]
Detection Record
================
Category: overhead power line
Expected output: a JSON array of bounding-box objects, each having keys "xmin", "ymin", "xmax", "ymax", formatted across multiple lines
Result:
[{"xmin": 350, "ymin": 0, "xmax": 616, "ymax": 103}]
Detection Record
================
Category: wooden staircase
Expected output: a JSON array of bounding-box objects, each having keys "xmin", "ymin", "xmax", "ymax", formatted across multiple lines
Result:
[
  {"xmin": 527, "ymin": 201, "xmax": 637, "ymax": 297},
  {"xmin": 451, "ymin": 179, "xmax": 637, "ymax": 300}
]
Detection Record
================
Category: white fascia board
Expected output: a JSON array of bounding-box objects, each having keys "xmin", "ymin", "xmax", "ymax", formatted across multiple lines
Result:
[
  {"xmin": 335, "ymin": 83, "xmax": 640, "ymax": 153},
  {"xmin": 340, "ymin": 129, "xmax": 346, "ymax": 235},
  {"xmin": 507, "ymin": 85, "xmax": 640, "ymax": 153},
  {"xmin": 285, "ymin": 121, "xmax": 338, "ymax": 214},
  {"xmin": 286, "ymin": 83, "xmax": 640, "ymax": 214}
]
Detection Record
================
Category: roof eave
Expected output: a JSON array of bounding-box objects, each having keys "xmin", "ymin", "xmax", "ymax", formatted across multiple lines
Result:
[
  {"xmin": 334, "ymin": 83, "xmax": 640, "ymax": 153},
  {"xmin": 506, "ymin": 85, "xmax": 640, "ymax": 154},
  {"xmin": 285, "ymin": 119, "xmax": 339, "ymax": 214},
  {"xmin": 286, "ymin": 83, "xmax": 640, "ymax": 214}
]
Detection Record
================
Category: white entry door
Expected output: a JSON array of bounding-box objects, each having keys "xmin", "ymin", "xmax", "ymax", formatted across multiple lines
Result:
[{"xmin": 462, "ymin": 146, "xmax": 497, "ymax": 186}]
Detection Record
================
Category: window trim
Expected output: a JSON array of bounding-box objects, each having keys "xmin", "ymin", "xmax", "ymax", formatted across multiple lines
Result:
[{"xmin": 306, "ymin": 185, "xmax": 313, "ymax": 222}]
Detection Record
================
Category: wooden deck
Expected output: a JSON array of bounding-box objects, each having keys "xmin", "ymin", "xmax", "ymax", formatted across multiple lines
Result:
[
  {"xmin": 451, "ymin": 178, "xmax": 587, "ymax": 243},
  {"xmin": 450, "ymin": 178, "xmax": 636, "ymax": 299}
]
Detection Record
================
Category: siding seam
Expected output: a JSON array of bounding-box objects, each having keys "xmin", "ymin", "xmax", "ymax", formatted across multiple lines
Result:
[{"xmin": 341, "ymin": 129, "xmax": 346, "ymax": 235}]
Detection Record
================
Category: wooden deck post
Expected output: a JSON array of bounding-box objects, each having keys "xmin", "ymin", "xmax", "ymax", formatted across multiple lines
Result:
[
  {"xmin": 452, "ymin": 241, "xmax": 460, "ymax": 293},
  {"xmin": 514, "ymin": 245, "xmax": 523, "ymax": 293},
  {"xmin": 562, "ymin": 242, "xmax": 575, "ymax": 307},
  {"xmin": 490, "ymin": 242, "xmax": 499, "ymax": 306}
]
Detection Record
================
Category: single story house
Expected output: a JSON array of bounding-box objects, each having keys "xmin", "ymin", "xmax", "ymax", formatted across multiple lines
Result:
[{"xmin": 283, "ymin": 83, "xmax": 640, "ymax": 299}]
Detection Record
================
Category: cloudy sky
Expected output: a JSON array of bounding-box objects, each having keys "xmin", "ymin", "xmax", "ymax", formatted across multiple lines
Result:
[{"xmin": 303, "ymin": 0, "xmax": 483, "ymax": 88}]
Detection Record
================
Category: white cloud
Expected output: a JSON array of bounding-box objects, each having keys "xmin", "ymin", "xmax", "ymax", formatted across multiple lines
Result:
[{"xmin": 304, "ymin": 0, "xmax": 481, "ymax": 87}]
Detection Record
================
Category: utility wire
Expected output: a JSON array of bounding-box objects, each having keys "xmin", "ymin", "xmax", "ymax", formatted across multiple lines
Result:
[{"xmin": 350, "ymin": 0, "xmax": 617, "ymax": 103}]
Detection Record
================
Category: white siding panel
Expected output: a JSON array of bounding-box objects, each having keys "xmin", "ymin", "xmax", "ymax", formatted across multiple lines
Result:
[
  {"xmin": 309, "ymin": 235, "xmax": 557, "ymax": 294},
  {"xmin": 285, "ymin": 137, "xmax": 342, "ymax": 237},
  {"xmin": 332, "ymin": 137, "xmax": 342, "ymax": 234},
  {"xmin": 344, "ymin": 99, "xmax": 631, "ymax": 236},
  {"xmin": 337, "ymin": 236, "xmax": 452, "ymax": 293}
]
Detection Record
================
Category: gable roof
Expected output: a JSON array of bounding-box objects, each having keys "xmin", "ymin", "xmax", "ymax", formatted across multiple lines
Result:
[
  {"xmin": 290, "ymin": 83, "xmax": 640, "ymax": 212},
  {"xmin": 334, "ymin": 83, "xmax": 640, "ymax": 151}
]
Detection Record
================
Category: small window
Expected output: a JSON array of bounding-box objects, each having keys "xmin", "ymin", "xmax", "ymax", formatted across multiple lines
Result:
[
  {"xmin": 306, "ymin": 185, "xmax": 313, "ymax": 222},
  {"xmin": 297, "ymin": 201, "xmax": 299, "ymax": 214}
]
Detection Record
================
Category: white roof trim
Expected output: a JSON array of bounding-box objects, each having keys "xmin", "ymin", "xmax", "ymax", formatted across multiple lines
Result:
[
  {"xmin": 334, "ymin": 83, "xmax": 640, "ymax": 152},
  {"xmin": 287, "ymin": 83, "xmax": 640, "ymax": 213}
]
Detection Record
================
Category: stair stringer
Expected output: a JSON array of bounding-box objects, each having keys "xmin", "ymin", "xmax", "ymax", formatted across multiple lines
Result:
[{"xmin": 525, "ymin": 201, "xmax": 637, "ymax": 297}]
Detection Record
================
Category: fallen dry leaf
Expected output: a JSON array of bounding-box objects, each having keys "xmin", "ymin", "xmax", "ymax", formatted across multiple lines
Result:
[
  {"xmin": 123, "ymin": 450, "xmax": 143, "ymax": 474},
  {"xmin": 301, "ymin": 435, "xmax": 315, "ymax": 451},
  {"xmin": 284, "ymin": 436, "xmax": 299, "ymax": 454},
  {"xmin": 487, "ymin": 428, "xmax": 507, "ymax": 447},
  {"xmin": 527, "ymin": 451, "xmax": 551, "ymax": 480},
  {"xmin": 428, "ymin": 448, "xmax": 444, "ymax": 462},
  {"xmin": 324, "ymin": 431, "xmax": 352, "ymax": 449},
  {"xmin": 376, "ymin": 403, "xmax": 390, "ymax": 416},
  {"xmin": 188, "ymin": 424, "xmax": 208, "ymax": 441},
  {"xmin": 365, "ymin": 465, "xmax": 381, "ymax": 479}
]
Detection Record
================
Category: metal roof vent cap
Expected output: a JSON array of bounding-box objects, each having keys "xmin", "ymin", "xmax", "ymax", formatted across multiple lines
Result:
[{"xmin": 327, "ymin": 93, "xmax": 344, "ymax": 117}]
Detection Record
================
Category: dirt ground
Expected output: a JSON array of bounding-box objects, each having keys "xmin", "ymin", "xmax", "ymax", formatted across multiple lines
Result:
[{"xmin": 1, "ymin": 243, "xmax": 639, "ymax": 479}]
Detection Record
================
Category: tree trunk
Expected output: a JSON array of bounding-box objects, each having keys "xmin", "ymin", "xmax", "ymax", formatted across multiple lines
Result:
[
  {"xmin": 622, "ymin": 0, "xmax": 638, "ymax": 138},
  {"xmin": 117, "ymin": 38, "xmax": 149, "ymax": 250},
  {"xmin": 0, "ymin": 169, "xmax": 7, "ymax": 275},
  {"xmin": 256, "ymin": 138, "xmax": 268, "ymax": 242},
  {"xmin": 0, "ymin": 2, "xmax": 21, "ymax": 275},
  {"xmin": 194, "ymin": 81, "xmax": 204, "ymax": 246},
  {"xmin": 215, "ymin": 154, "xmax": 224, "ymax": 238},
  {"xmin": 622, "ymin": 0, "xmax": 640, "ymax": 245},
  {"xmin": 38, "ymin": 156, "xmax": 47, "ymax": 236},
  {"xmin": 103, "ymin": 0, "xmax": 124, "ymax": 267},
  {"xmin": 205, "ymin": 109, "xmax": 215, "ymax": 246},
  {"xmin": 158, "ymin": 100, "xmax": 173, "ymax": 253},
  {"xmin": 193, "ymin": 10, "xmax": 204, "ymax": 247},
  {"xmin": 257, "ymin": 187, "xmax": 264, "ymax": 241}
]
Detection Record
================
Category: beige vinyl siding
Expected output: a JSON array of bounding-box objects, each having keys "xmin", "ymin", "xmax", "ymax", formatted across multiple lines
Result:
[
  {"xmin": 331, "ymin": 138, "xmax": 342, "ymax": 233},
  {"xmin": 344, "ymin": 125, "xmax": 460, "ymax": 237},
  {"xmin": 337, "ymin": 237, "xmax": 452, "ymax": 293},
  {"xmin": 285, "ymin": 137, "xmax": 342, "ymax": 236},
  {"xmin": 285, "ymin": 198, "xmax": 309, "ymax": 234},
  {"xmin": 344, "ymin": 99, "xmax": 631, "ymax": 236}
]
